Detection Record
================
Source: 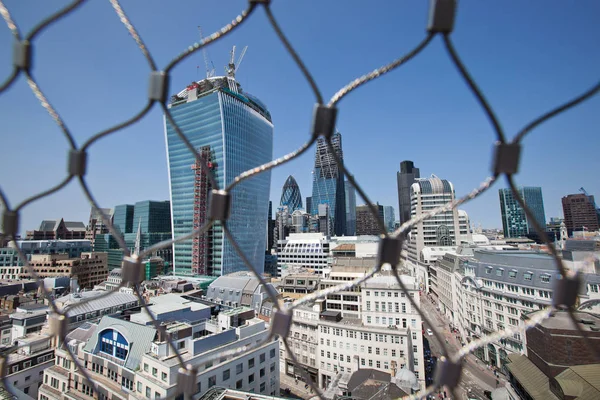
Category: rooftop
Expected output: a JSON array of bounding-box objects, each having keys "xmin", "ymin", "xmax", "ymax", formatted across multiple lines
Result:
[
  {"xmin": 527, "ymin": 310, "xmax": 600, "ymax": 332},
  {"xmin": 54, "ymin": 290, "xmax": 139, "ymax": 317}
]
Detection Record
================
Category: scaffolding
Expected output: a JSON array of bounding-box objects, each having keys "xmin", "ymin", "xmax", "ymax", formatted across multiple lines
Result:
[{"xmin": 191, "ymin": 146, "xmax": 215, "ymax": 275}]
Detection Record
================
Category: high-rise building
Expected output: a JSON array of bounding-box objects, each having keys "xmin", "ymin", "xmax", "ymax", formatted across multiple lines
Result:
[
  {"xmin": 280, "ymin": 175, "xmax": 303, "ymax": 212},
  {"xmin": 306, "ymin": 196, "xmax": 312, "ymax": 215},
  {"xmin": 383, "ymin": 205, "xmax": 396, "ymax": 233},
  {"xmin": 267, "ymin": 201, "xmax": 274, "ymax": 251},
  {"xmin": 356, "ymin": 204, "xmax": 385, "ymax": 236},
  {"xmin": 131, "ymin": 200, "xmax": 171, "ymax": 234},
  {"xmin": 113, "ymin": 204, "xmax": 134, "ymax": 234},
  {"xmin": 562, "ymin": 193, "xmax": 599, "ymax": 235},
  {"xmin": 85, "ymin": 207, "xmax": 113, "ymax": 245},
  {"xmin": 165, "ymin": 73, "xmax": 273, "ymax": 277},
  {"xmin": 499, "ymin": 187, "xmax": 546, "ymax": 239},
  {"xmin": 345, "ymin": 179, "xmax": 356, "ymax": 236},
  {"xmin": 407, "ymin": 175, "xmax": 470, "ymax": 262},
  {"xmin": 397, "ymin": 161, "xmax": 420, "ymax": 225},
  {"xmin": 310, "ymin": 133, "xmax": 346, "ymax": 236}
]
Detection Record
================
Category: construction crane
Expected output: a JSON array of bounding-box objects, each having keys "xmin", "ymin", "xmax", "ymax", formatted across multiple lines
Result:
[
  {"xmin": 225, "ymin": 45, "xmax": 248, "ymax": 79},
  {"xmin": 198, "ymin": 26, "xmax": 215, "ymax": 78},
  {"xmin": 580, "ymin": 187, "xmax": 589, "ymax": 196}
]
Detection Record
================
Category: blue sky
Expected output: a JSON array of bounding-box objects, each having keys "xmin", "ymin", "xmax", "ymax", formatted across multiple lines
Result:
[{"xmin": 1, "ymin": 0, "xmax": 599, "ymax": 234}]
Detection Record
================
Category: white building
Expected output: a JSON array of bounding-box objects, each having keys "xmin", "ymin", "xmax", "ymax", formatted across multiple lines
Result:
[
  {"xmin": 39, "ymin": 307, "xmax": 280, "ymax": 400},
  {"xmin": 276, "ymin": 233, "xmax": 331, "ymax": 276},
  {"xmin": 405, "ymin": 175, "xmax": 472, "ymax": 292},
  {"xmin": 5, "ymin": 333, "xmax": 54, "ymax": 399},
  {"xmin": 280, "ymin": 259, "xmax": 425, "ymax": 391}
]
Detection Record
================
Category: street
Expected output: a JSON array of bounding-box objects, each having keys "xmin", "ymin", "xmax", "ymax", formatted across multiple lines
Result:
[{"xmin": 420, "ymin": 294, "xmax": 506, "ymax": 399}]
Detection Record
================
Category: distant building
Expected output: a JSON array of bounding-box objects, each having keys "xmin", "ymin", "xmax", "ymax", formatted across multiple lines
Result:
[
  {"xmin": 203, "ymin": 273, "xmax": 278, "ymax": 312},
  {"xmin": 113, "ymin": 203, "xmax": 134, "ymax": 234},
  {"xmin": 499, "ymin": 186, "xmax": 546, "ymax": 239},
  {"xmin": 311, "ymin": 133, "xmax": 346, "ymax": 236},
  {"xmin": 562, "ymin": 193, "xmax": 600, "ymax": 235},
  {"xmin": 355, "ymin": 204, "xmax": 384, "ymax": 236},
  {"xmin": 280, "ymin": 175, "xmax": 303, "ymax": 213},
  {"xmin": 5, "ymin": 333, "xmax": 54, "ymax": 399},
  {"xmin": 306, "ymin": 197, "xmax": 312, "ymax": 216},
  {"xmin": 396, "ymin": 161, "xmax": 420, "ymax": 226},
  {"xmin": 25, "ymin": 219, "xmax": 86, "ymax": 240},
  {"xmin": 18, "ymin": 252, "xmax": 107, "ymax": 290},
  {"xmin": 276, "ymin": 233, "xmax": 331, "ymax": 276},
  {"xmin": 85, "ymin": 207, "xmax": 113, "ymax": 246},
  {"xmin": 345, "ymin": 180, "xmax": 357, "ymax": 236},
  {"xmin": 383, "ymin": 206, "xmax": 395, "ymax": 233},
  {"xmin": 267, "ymin": 201, "xmax": 274, "ymax": 251}
]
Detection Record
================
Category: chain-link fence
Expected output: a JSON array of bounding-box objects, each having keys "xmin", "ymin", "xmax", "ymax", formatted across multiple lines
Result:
[{"xmin": 0, "ymin": 0, "xmax": 599, "ymax": 399}]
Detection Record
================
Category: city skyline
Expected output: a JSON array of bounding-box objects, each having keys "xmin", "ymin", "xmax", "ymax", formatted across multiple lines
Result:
[{"xmin": 1, "ymin": 1, "xmax": 599, "ymax": 235}]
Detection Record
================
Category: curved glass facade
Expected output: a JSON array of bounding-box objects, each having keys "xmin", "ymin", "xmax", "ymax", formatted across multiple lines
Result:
[
  {"xmin": 165, "ymin": 83, "xmax": 273, "ymax": 276},
  {"xmin": 280, "ymin": 175, "xmax": 303, "ymax": 212}
]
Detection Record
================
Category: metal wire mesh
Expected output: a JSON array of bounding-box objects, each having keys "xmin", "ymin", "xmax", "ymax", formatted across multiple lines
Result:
[{"xmin": 0, "ymin": 0, "xmax": 598, "ymax": 399}]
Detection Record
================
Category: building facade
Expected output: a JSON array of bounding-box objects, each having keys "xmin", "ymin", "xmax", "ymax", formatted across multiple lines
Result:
[
  {"xmin": 499, "ymin": 187, "xmax": 546, "ymax": 239},
  {"xmin": 25, "ymin": 219, "xmax": 86, "ymax": 240},
  {"xmin": 383, "ymin": 206, "xmax": 396, "ymax": 233},
  {"xmin": 165, "ymin": 76, "xmax": 273, "ymax": 277},
  {"xmin": 345, "ymin": 179, "xmax": 357, "ymax": 236},
  {"xmin": 355, "ymin": 204, "xmax": 385, "ymax": 236},
  {"xmin": 113, "ymin": 204, "xmax": 134, "ymax": 234},
  {"xmin": 85, "ymin": 207, "xmax": 112, "ymax": 246},
  {"xmin": 310, "ymin": 133, "xmax": 346, "ymax": 236},
  {"xmin": 40, "ymin": 309, "xmax": 280, "ymax": 400},
  {"xmin": 561, "ymin": 193, "xmax": 599, "ymax": 235},
  {"xmin": 5, "ymin": 333, "xmax": 54, "ymax": 399},
  {"xmin": 397, "ymin": 161, "xmax": 420, "ymax": 226},
  {"xmin": 276, "ymin": 233, "xmax": 331, "ymax": 276}
]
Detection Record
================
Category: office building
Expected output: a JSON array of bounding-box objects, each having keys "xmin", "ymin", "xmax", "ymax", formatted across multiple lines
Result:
[
  {"xmin": 40, "ymin": 308, "xmax": 280, "ymax": 400},
  {"xmin": 407, "ymin": 175, "xmax": 470, "ymax": 262},
  {"xmin": 132, "ymin": 200, "xmax": 171, "ymax": 234},
  {"xmin": 396, "ymin": 161, "xmax": 420, "ymax": 225},
  {"xmin": 562, "ymin": 193, "xmax": 599, "ymax": 235},
  {"xmin": 267, "ymin": 201, "xmax": 274, "ymax": 251},
  {"xmin": 310, "ymin": 133, "xmax": 346, "ymax": 236},
  {"xmin": 0, "ymin": 239, "xmax": 92, "ymax": 275},
  {"xmin": 85, "ymin": 207, "xmax": 113, "ymax": 245},
  {"xmin": 4, "ymin": 333, "xmax": 54, "ymax": 399},
  {"xmin": 25, "ymin": 219, "xmax": 86, "ymax": 240},
  {"xmin": 355, "ymin": 204, "xmax": 385, "ymax": 236},
  {"xmin": 280, "ymin": 175, "xmax": 303, "ymax": 213},
  {"xmin": 306, "ymin": 197, "xmax": 312, "ymax": 216},
  {"xmin": 17, "ymin": 252, "xmax": 107, "ymax": 290},
  {"xmin": 276, "ymin": 233, "xmax": 331, "ymax": 276},
  {"xmin": 345, "ymin": 179, "xmax": 357, "ymax": 236},
  {"xmin": 165, "ymin": 72, "xmax": 273, "ymax": 277},
  {"xmin": 113, "ymin": 204, "xmax": 134, "ymax": 234},
  {"xmin": 499, "ymin": 187, "xmax": 546, "ymax": 239},
  {"xmin": 383, "ymin": 206, "xmax": 395, "ymax": 233},
  {"xmin": 203, "ymin": 273, "xmax": 278, "ymax": 313}
]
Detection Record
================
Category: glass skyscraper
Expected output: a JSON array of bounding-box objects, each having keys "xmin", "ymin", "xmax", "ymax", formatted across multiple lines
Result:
[
  {"xmin": 345, "ymin": 179, "xmax": 356, "ymax": 236},
  {"xmin": 280, "ymin": 175, "xmax": 303, "ymax": 212},
  {"xmin": 397, "ymin": 160, "xmax": 420, "ymax": 225},
  {"xmin": 113, "ymin": 204, "xmax": 134, "ymax": 234},
  {"xmin": 499, "ymin": 187, "xmax": 546, "ymax": 238},
  {"xmin": 165, "ymin": 77, "xmax": 273, "ymax": 277},
  {"xmin": 311, "ymin": 132, "xmax": 346, "ymax": 236},
  {"xmin": 132, "ymin": 200, "xmax": 171, "ymax": 234}
]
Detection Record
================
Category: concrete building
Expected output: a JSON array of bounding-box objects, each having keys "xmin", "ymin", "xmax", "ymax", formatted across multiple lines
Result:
[
  {"xmin": 281, "ymin": 303, "xmax": 321, "ymax": 384},
  {"xmin": 25, "ymin": 219, "xmax": 86, "ymax": 241},
  {"xmin": 505, "ymin": 310, "xmax": 600, "ymax": 400},
  {"xmin": 355, "ymin": 204, "xmax": 384, "ymax": 236},
  {"xmin": 278, "ymin": 273, "xmax": 320, "ymax": 299},
  {"xmin": 562, "ymin": 193, "xmax": 600, "ymax": 235},
  {"xmin": 4, "ymin": 333, "xmax": 54, "ymax": 399},
  {"xmin": 39, "ymin": 308, "xmax": 280, "ymax": 399},
  {"xmin": 276, "ymin": 233, "xmax": 332, "ymax": 277},
  {"xmin": 203, "ymin": 273, "xmax": 277, "ymax": 313},
  {"xmin": 18, "ymin": 252, "xmax": 108, "ymax": 290},
  {"xmin": 129, "ymin": 293, "xmax": 211, "ymax": 326}
]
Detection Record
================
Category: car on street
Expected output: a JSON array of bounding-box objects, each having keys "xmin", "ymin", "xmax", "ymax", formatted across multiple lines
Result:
[{"xmin": 426, "ymin": 328, "xmax": 434, "ymax": 336}]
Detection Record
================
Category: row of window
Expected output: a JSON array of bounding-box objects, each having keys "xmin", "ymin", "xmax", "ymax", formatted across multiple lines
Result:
[{"xmin": 484, "ymin": 266, "xmax": 551, "ymax": 283}]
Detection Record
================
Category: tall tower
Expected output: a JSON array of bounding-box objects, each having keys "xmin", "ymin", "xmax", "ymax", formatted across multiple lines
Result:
[
  {"xmin": 310, "ymin": 133, "xmax": 346, "ymax": 236},
  {"xmin": 164, "ymin": 71, "xmax": 273, "ymax": 277},
  {"xmin": 397, "ymin": 161, "xmax": 420, "ymax": 226},
  {"xmin": 345, "ymin": 179, "xmax": 356, "ymax": 236},
  {"xmin": 499, "ymin": 187, "xmax": 546, "ymax": 239},
  {"xmin": 280, "ymin": 175, "xmax": 303, "ymax": 212},
  {"xmin": 561, "ymin": 193, "xmax": 599, "ymax": 235}
]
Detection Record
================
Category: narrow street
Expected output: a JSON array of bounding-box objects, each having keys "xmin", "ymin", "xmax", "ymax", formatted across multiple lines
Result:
[{"xmin": 420, "ymin": 294, "xmax": 506, "ymax": 399}]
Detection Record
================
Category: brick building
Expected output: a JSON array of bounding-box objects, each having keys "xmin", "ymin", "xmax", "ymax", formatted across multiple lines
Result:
[
  {"xmin": 562, "ymin": 193, "xmax": 600, "ymax": 235},
  {"xmin": 25, "ymin": 219, "xmax": 86, "ymax": 240},
  {"xmin": 19, "ymin": 252, "xmax": 108, "ymax": 290},
  {"xmin": 355, "ymin": 204, "xmax": 384, "ymax": 236}
]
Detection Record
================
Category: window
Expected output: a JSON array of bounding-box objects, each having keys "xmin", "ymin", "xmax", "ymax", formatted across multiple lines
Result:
[
  {"xmin": 496, "ymin": 269, "xmax": 503, "ymax": 276},
  {"xmin": 146, "ymin": 387, "xmax": 151, "ymax": 398},
  {"xmin": 236, "ymin": 363, "xmax": 243, "ymax": 374},
  {"xmin": 260, "ymin": 368, "xmax": 265, "ymax": 378},
  {"xmin": 540, "ymin": 274, "xmax": 551, "ymax": 283},
  {"xmin": 137, "ymin": 382, "xmax": 142, "ymax": 392},
  {"xmin": 152, "ymin": 367, "xmax": 157, "ymax": 377},
  {"xmin": 270, "ymin": 349, "xmax": 276, "ymax": 358},
  {"xmin": 208, "ymin": 375, "xmax": 216, "ymax": 388},
  {"xmin": 260, "ymin": 382, "xmax": 266, "ymax": 392},
  {"xmin": 248, "ymin": 358, "xmax": 255, "ymax": 369},
  {"xmin": 236, "ymin": 379, "xmax": 243, "ymax": 389},
  {"xmin": 509, "ymin": 270, "xmax": 517, "ymax": 279},
  {"xmin": 524, "ymin": 272, "xmax": 533, "ymax": 281},
  {"xmin": 161, "ymin": 372, "xmax": 167, "ymax": 381},
  {"xmin": 260, "ymin": 353, "xmax": 266, "ymax": 363},
  {"xmin": 270, "ymin": 362, "xmax": 276, "ymax": 372},
  {"xmin": 249, "ymin": 373, "xmax": 255, "ymax": 383},
  {"xmin": 223, "ymin": 369, "xmax": 230, "ymax": 381}
]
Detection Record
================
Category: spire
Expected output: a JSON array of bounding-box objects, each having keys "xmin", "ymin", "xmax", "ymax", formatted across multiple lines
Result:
[{"xmin": 134, "ymin": 218, "xmax": 142, "ymax": 256}]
